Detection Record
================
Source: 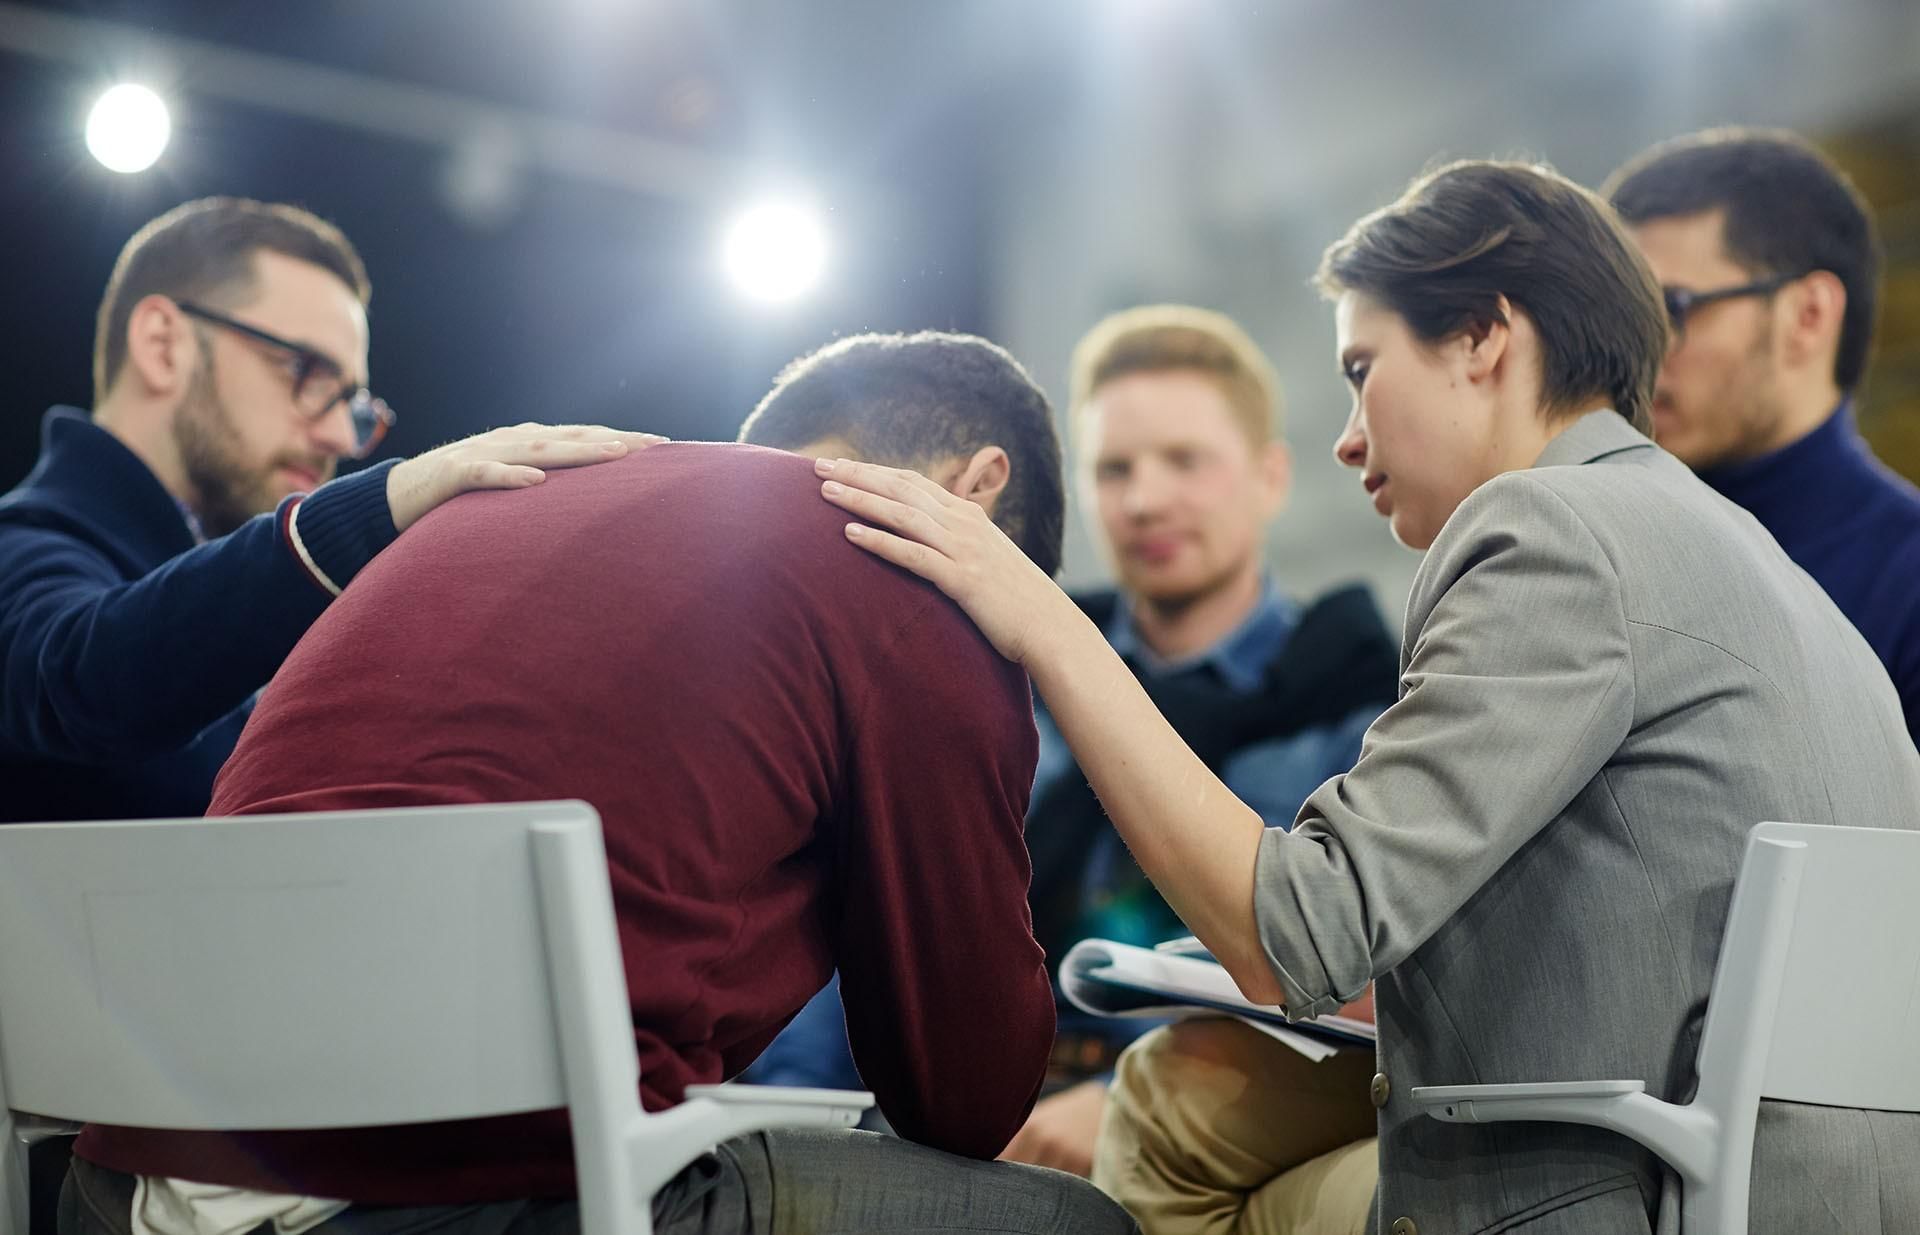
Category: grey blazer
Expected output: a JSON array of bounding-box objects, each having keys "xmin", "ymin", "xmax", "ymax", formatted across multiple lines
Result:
[{"xmin": 1255, "ymin": 410, "xmax": 1920, "ymax": 1234}]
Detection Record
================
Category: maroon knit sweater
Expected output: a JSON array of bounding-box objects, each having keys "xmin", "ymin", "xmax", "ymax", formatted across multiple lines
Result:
[{"xmin": 76, "ymin": 443, "xmax": 1053, "ymax": 1204}]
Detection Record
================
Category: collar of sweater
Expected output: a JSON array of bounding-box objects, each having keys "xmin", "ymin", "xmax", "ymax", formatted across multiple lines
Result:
[
  {"xmin": 11, "ymin": 407, "xmax": 200, "ymax": 570},
  {"xmin": 1696, "ymin": 400, "xmax": 1871, "ymax": 548}
]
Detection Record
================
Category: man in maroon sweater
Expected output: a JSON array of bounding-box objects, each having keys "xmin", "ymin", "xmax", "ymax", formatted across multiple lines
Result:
[{"xmin": 65, "ymin": 334, "xmax": 1137, "ymax": 1235}]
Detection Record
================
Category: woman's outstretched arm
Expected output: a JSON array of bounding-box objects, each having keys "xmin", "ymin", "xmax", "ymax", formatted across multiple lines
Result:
[{"xmin": 817, "ymin": 456, "xmax": 1287, "ymax": 1006}]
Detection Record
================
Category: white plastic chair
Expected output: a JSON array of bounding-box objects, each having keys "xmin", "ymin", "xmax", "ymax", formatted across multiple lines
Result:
[
  {"xmin": 1411, "ymin": 820, "xmax": 1920, "ymax": 1234},
  {"xmin": 0, "ymin": 800, "xmax": 872, "ymax": 1235}
]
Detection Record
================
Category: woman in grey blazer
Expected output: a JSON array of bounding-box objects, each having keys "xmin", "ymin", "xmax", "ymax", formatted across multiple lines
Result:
[{"xmin": 813, "ymin": 160, "xmax": 1920, "ymax": 1234}]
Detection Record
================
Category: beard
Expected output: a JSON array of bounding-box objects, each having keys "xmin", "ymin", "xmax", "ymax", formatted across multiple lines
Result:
[
  {"xmin": 171, "ymin": 362, "xmax": 335, "ymax": 538},
  {"xmin": 1720, "ymin": 327, "xmax": 1794, "ymax": 463},
  {"xmin": 1665, "ymin": 320, "xmax": 1791, "ymax": 470},
  {"xmin": 1125, "ymin": 550, "xmax": 1256, "ymax": 623}
]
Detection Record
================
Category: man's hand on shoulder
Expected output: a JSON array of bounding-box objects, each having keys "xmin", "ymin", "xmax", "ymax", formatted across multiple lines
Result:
[
  {"xmin": 996, "ymin": 1078, "xmax": 1107, "ymax": 1177},
  {"xmin": 385, "ymin": 423, "xmax": 667, "ymax": 532}
]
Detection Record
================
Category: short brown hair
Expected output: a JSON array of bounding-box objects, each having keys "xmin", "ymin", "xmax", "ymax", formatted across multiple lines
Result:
[
  {"xmin": 1316, "ymin": 160, "xmax": 1666, "ymax": 435},
  {"xmin": 93, "ymin": 197, "xmax": 371, "ymax": 404},
  {"xmin": 1605, "ymin": 127, "xmax": 1882, "ymax": 393},
  {"xmin": 738, "ymin": 331, "xmax": 1066, "ymax": 579},
  {"xmin": 1068, "ymin": 305, "xmax": 1282, "ymax": 448}
]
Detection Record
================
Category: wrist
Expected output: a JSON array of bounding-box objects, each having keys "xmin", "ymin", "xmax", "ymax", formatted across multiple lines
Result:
[
  {"xmin": 287, "ymin": 461, "xmax": 401, "ymax": 594},
  {"xmin": 1023, "ymin": 596, "xmax": 1106, "ymax": 690},
  {"xmin": 385, "ymin": 457, "xmax": 414, "ymax": 526}
]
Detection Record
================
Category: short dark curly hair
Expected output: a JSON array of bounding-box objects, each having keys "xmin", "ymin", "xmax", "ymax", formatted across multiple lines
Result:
[{"xmin": 738, "ymin": 332, "xmax": 1065, "ymax": 578}]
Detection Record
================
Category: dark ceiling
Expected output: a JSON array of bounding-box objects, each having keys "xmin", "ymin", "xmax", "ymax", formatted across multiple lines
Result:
[{"xmin": 0, "ymin": 0, "xmax": 1055, "ymax": 487}]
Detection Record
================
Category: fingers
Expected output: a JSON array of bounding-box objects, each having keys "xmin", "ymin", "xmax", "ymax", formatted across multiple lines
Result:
[
  {"xmin": 1045, "ymin": 1145, "xmax": 1093, "ymax": 1177},
  {"xmin": 500, "ymin": 422, "xmax": 670, "ymax": 448},
  {"xmin": 814, "ymin": 456, "xmax": 956, "ymax": 513},
  {"xmin": 840, "ymin": 522, "xmax": 958, "ymax": 591},
  {"xmin": 604, "ymin": 429, "xmax": 670, "ymax": 449},
  {"xmin": 505, "ymin": 438, "xmax": 638, "ymax": 470},
  {"xmin": 447, "ymin": 460, "xmax": 545, "ymax": 490},
  {"xmin": 478, "ymin": 425, "xmax": 667, "ymax": 471},
  {"xmin": 821, "ymin": 481, "xmax": 958, "ymax": 558},
  {"xmin": 556, "ymin": 427, "xmax": 668, "ymax": 449},
  {"xmin": 996, "ymin": 1124, "xmax": 1039, "ymax": 1165},
  {"xmin": 995, "ymin": 1125, "xmax": 1089, "ymax": 1175}
]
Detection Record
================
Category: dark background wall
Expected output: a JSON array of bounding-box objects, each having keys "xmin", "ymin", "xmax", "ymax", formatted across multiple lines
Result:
[
  {"xmin": 4, "ymin": 0, "xmax": 1917, "ymax": 603},
  {"xmin": 0, "ymin": 0, "xmax": 1012, "ymax": 487}
]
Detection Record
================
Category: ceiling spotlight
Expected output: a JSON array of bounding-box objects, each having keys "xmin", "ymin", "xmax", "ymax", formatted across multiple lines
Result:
[
  {"xmin": 721, "ymin": 200, "xmax": 828, "ymax": 304},
  {"xmin": 86, "ymin": 83, "xmax": 171, "ymax": 174}
]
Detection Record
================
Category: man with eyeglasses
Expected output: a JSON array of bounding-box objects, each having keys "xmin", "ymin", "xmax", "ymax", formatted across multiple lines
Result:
[
  {"xmin": 1606, "ymin": 129, "xmax": 1920, "ymax": 743},
  {"xmin": 0, "ymin": 194, "xmax": 628, "ymax": 1235},
  {"xmin": 0, "ymin": 196, "xmax": 657, "ymax": 831}
]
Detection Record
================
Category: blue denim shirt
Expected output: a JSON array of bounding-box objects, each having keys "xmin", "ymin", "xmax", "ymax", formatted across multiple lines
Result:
[
  {"xmin": 1040, "ymin": 580, "xmax": 1380, "ymax": 1049},
  {"xmin": 1035, "ymin": 578, "xmax": 1377, "ymax": 842}
]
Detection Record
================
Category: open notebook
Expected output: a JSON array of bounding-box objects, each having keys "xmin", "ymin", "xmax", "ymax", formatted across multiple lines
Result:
[{"xmin": 1058, "ymin": 935, "xmax": 1376, "ymax": 1063}]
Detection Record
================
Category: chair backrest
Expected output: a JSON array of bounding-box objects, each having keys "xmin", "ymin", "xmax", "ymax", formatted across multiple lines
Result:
[
  {"xmin": 0, "ymin": 802, "xmax": 864, "ymax": 1235},
  {"xmin": 1693, "ymin": 819, "xmax": 1920, "ymax": 1123},
  {"xmin": 0, "ymin": 800, "xmax": 872, "ymax": 1235},
  {"xmin": 1408, "ymin": 821, "xmax": 1920, "ymax": 1235},
  {"xmin": 0, "ymin": 800, "xmax": 633, "ymax": 1131},
  {"xmin": 1752, "ymin": 820, "xmax": 1920, "ymax": 1111}
]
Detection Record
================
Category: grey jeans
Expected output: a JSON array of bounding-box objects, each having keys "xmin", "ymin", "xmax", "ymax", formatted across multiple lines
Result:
[{"xmin": 62, "ymin": 1129, "xmax": 1139, "ymax": 1235}]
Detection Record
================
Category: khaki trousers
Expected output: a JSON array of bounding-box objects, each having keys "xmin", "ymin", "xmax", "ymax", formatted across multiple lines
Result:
[{"xmin": 1092, "ymin": 1019, "xmax": 1378, "ymax": 1235}]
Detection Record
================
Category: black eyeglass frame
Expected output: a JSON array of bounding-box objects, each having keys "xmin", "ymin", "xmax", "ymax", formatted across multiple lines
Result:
[
  {"xmin": 1660, "ymin": 273, "xmax": 1801, "ymax": 342},
  {"xmin": 174, "ymin": 300, "xmax": 395, "ymax": 458}
]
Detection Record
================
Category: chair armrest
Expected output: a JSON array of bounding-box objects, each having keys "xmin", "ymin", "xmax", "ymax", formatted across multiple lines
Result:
[
  {"xmin": 684, "ymin": 1083, "xmax": 874, "ymax": 1113},
  {"xmin": 1412, "ymin": 1079, "xmax": 1644, "ymax": 1119},
  {"xmin": 11, "ymin": 1115, "xmax": 84, "ymax": 1145},
  {"xmin": 1411, "ymin": 1079, "xmax": 1715, "ymax": 1183},
  {"xmin": 674, "ymin": 1084, "xmax": 872, "ymax": 1141},
  {"xmin": 627, "ymin": 1086, "xmax": 877, "ymax": 1200},
  {"xmin": 682, "ymin": 1083, "xmax": 872, "ymax": 1135}
]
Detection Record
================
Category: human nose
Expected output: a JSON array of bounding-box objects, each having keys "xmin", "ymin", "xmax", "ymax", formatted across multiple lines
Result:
[
  {"xmin": 1333, "ymin": 403, "xmax": 1367, "ymax": 470},
  {"xmin": 305, "ymin": 399, "xmax": 360, "ymax": 460},
  {"xmin": 1120, "ymin": 459, "xmax": 1173, "ymax": 519}
]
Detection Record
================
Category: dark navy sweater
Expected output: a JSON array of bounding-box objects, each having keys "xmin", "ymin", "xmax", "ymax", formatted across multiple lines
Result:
[
  {"xmin": 0, "ymin": 408, "xmax": 399, "ymax": 822},
  {"xmin": 1699, "ymin": 403, "xmax": 1920, "ymax": 742}
]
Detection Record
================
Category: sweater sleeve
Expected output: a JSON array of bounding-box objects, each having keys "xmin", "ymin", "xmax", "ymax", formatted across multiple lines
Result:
[
  {"xmin": 832, "ymin": 596, "xmax": 1054, "ymax": 1160},
  {"xmin": 0, "ymin": 462, "xmax": 398, "ymax": 762}
]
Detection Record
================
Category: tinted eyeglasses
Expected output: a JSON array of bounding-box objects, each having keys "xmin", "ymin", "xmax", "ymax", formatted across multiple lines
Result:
[
  {"xmin": 1660, "ymin": 273, "xmax": 1798, "ymax": 344},
  {"xmin": 175, "ymin": 301, "xmax": 395, "ymax": 458}
]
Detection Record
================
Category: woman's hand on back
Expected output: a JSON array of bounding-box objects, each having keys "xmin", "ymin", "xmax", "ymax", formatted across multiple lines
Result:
[{"xmin": 815, "ymin": 456, "xmax": 1071, "ymax": 667}]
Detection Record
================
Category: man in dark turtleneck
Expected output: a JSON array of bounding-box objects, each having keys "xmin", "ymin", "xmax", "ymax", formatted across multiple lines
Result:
[{"xmin": 1607, "ymin": 128, "xmax": 1920, "ymax": 743}]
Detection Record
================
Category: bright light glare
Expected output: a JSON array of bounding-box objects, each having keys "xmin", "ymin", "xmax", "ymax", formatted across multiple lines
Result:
[
  {"xmin": 86, "ymin": 84, "xmax": 171, "ymax": 174},
  {"xmin": 722, "ymin": 201, "xmax": 827, "ymax": 304}
]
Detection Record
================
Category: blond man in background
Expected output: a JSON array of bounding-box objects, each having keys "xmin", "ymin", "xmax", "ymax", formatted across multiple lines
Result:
[{"xmin": 1007, "ymin": 306, "xmax": 1396, "ymax": 1181}]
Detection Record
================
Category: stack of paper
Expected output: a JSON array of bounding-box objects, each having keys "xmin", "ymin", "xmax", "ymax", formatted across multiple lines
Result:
[{"xmin": 1058, "ymin": 936, "xmax": 1375, "ymax": 1063}]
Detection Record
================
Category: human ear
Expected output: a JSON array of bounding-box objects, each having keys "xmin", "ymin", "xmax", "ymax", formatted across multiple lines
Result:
[
  {"xmin": 946, "ymin": 445, "xmax": 1012, "ymax": 516},
  {"xmin": 1778, "ymin": 270, "xmax": 1846, "ymax": 375},
  {"xmin": 1257, "ymin": 439, "xmax": 1292, "ymax": 517},
  {"xmin": 1462, "ymin": 296, "xmax": 1513, "ymax": 384},
  {"xmin": 120, "ymin": 295, "xmax": 198, "ymax": 399}
]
